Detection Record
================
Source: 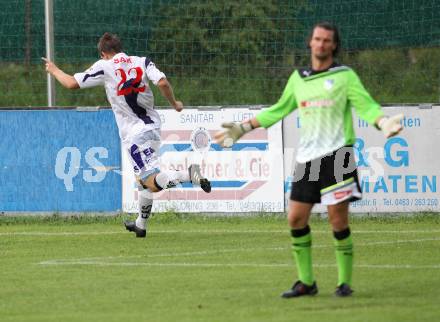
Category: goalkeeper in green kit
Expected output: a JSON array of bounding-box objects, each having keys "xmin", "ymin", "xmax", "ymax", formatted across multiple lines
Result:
[{"xmin": 215, "ymin": 22, "xmax": 403, "ymax": 297}]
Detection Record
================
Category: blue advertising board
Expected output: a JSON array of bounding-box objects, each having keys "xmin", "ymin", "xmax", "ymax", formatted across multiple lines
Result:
[{"xmin": 0, "ymin": 109, "xmax": 121, "ymax": 211}]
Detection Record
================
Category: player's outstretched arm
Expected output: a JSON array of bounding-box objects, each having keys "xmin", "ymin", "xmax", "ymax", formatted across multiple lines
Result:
[
  {"xmin": 42, "ymin": 57, "xmax": 79, "ymax": 89},
  {"xmin": 214, "ymin": 118, "xmax": 261, "ymax": 148},
  {"xmin": 157, "ymin": 78, "xmax": 183, "ymax": 112},
  {"xmin": 375, "ymin": 114, "xmax": 404, "ymax": 138}
]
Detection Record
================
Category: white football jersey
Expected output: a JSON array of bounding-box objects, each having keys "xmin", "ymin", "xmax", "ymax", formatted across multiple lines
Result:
[{"xmin": 73, "ymin": 52, "xmax": 165, "ymax": 143}]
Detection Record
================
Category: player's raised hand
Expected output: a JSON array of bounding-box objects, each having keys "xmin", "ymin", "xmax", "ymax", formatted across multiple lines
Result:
[
  {"xmin": 41, "ymin": 57, "xmax": 59, "ymax": 75},
  {"xmin": 378, "ymin": 114, "xmax": 404, "ymax": 138},
  {"xmin": 214, "ymin": 122, "xmax": 253, "ymax": 148},
  {"xmin": 41, "ymin": 57, "xmax": 79, "ymax": 89}
]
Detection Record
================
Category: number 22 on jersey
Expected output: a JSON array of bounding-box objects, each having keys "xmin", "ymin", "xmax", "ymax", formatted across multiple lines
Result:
[{"xmin": 115, "ymin": 67, "xmax": 146, "ymax": 96}]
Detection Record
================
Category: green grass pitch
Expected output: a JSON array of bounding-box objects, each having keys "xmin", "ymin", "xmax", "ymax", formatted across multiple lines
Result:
[{"xmin": 1, "ymin": 213, "xmax": 440, "ymax": 322}]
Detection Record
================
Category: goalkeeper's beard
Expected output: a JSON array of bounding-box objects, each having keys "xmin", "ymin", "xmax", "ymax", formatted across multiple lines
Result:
[{"xmin": 313, "ymin": 52, "xmax": 333, "ymax": 61}]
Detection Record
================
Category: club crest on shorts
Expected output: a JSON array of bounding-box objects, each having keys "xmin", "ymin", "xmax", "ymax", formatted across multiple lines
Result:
[{"xmin": 190, "ymin": 127, "xmax": 211, "ymax": 153}]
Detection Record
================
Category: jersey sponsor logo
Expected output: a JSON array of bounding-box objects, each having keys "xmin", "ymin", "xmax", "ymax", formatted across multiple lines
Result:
[
  {"xmin": 334, "ymin": 189, "xmax": 353, "ymax": 199},
  {"xmin": 300, "ymin": 99, "xmax": 335, "ymax": 108},
  {"xmin": 324, "ymin": 79, "xmax": 334, "ymax": 90}
]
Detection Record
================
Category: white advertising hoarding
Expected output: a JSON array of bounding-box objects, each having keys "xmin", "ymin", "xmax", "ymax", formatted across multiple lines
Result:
[
  {"xmin": 123, "ymin": 108, "xmax": 284, "ymax": 213},
  {"xmin": 283, "ymin": 105, "xmax": 440, "ymax": 212}
]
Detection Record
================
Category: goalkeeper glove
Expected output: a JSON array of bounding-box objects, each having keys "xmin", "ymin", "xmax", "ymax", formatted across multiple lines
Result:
[
  {"xmin": 378, "ymin": 114, "xmax": 404, "ymax": 138},
  {"xmin": 215, "ymin": 122, "xmax": 253, "ymax": 148}
]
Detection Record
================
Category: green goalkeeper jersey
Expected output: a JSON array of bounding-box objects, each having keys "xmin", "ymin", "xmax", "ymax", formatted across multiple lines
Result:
[{"xmin": 256, "ymin": 64, "xmax": 384, "ymax": 163}]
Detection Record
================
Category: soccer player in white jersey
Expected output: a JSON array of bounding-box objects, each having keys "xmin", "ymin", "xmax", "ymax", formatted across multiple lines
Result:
[{"xmin": 43, "ymin": 32, "xmax": 211, "ymax": 238}]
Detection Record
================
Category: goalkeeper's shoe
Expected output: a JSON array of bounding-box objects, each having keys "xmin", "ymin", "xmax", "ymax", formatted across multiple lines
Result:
[
  {"xmin": 124, "ymin": 221, "xmax": 146, "ymax": 238},
  {"xmin": 335, "ymin": 283, "xmax": 353, "ymax": 297},
  {"xmin": 281, "ymin": 280, "xmax": 318, "ymax": 298},
  {"xmin": 189, "ymin": 164, "xmax": 211, "ymax": 193}
]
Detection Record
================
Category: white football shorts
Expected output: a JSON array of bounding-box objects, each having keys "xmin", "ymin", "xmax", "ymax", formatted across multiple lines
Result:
[{"xmin": 126, "ymin": 129, "xmax": 161, "ymax": 181}]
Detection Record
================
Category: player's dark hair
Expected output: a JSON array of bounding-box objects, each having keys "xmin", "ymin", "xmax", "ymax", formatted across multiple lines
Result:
[
  {"xmin": 97, "ymin": 32, "xmax": 122, "ymax": 55},
  {"xmin": 307, "ymin": 22, "xmax": 341, "ymax": 56}
]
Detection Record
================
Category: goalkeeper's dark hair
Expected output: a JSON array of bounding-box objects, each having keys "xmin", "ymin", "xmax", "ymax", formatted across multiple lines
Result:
[
  {"xmin": 307, "ymin": 22, "xmax": 341, "ymax": 56},
  {"xmin": 97, "ymin": 32, "xmax": 122, "ymax": 54}
]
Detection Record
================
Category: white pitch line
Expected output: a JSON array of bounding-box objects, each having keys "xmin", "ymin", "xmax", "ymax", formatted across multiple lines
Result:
[
  {"xmin": 2, "ymin": 229, "xmax": 440, "ymax": 236},
  {"xmin": 143, "ymin": 247, "xmax": 286, "ymax": 258},
  {"xmin": 313, "ymin": 237, "xmax": 440, "ymax": 249},
  {"xmin": 38, "ymin": 260, "xmax": 440, "ymax": 269},
  {"xmin": 91, "ymin": 237, "xmax": 440, "ymax": 259},
  {"xmin": 0, "ymin": 231, "xmax": 122, "ymax": 236},
  {"xmin": 36, "ymin": 237, "xmax": 440, "ymax": 268},
  {"xmin": 140, "ymin": 237, "xmax": 440, "ymax": 258}
]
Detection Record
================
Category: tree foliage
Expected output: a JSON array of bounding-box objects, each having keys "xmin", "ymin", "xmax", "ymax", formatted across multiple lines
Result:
[{"xmin": 147, "ymin": 1, "xmax": 307, "ymax": 74}]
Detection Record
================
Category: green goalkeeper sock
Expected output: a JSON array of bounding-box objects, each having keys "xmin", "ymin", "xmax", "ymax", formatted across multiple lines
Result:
[
  {"xmin": 334, "ymin": 228, "xmax": 353, "ymax": 286},
  {"xmin": 291, "ymin": 226, "xmax": 314, "ymax": 285}
]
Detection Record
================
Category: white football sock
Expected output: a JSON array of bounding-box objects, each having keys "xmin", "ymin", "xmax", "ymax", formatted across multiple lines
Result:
[
  {"xmin": 135, "ymin": 189, "xmax": 153, "ymax": 229},
  {"xmin": 154, "ymin": 170, "xmax": 190, "ymax": 190}
]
